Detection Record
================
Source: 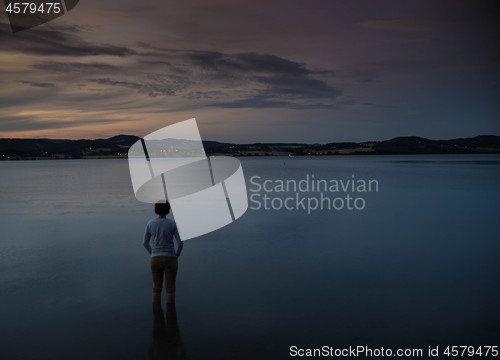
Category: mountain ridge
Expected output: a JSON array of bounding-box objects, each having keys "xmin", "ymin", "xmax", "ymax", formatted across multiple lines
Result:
[{"xmin": 0, "ymin": 135, "xmax": 499, "ymax": 159}]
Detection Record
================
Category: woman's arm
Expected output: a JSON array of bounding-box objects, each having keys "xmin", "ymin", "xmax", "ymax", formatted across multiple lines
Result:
[
  {"xmin": 143, "ymin": 224, "xmax": 152, "ymax": 255},
  {"xmin": 174, "ymin": 227, "xmax": 183, "ymax": 258}
]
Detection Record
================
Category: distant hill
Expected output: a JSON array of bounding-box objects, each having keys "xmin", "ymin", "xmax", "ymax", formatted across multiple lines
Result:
[
  {"xmin": 372, "ymin": 135, "xmax": 500, "ymax": 155},
  {"xmin": 0, "ymin": 135, "xmax": 499, "ymax": 159}
]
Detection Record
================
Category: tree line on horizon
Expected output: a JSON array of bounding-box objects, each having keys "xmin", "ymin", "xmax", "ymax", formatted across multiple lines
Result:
[{"xmin": 0, "ymin": 134, "xmax": 499, "ymax": 160}]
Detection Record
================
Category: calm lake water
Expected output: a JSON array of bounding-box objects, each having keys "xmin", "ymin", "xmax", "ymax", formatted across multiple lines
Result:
[{"xmin": 1, "ymin": 155, "xmax": 499, "ymax": 359}]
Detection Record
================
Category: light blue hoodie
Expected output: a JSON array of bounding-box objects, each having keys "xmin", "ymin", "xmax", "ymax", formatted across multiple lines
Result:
[{"xmin": 143, "ymin": 218, "xmax": 183, "ymax": 257}]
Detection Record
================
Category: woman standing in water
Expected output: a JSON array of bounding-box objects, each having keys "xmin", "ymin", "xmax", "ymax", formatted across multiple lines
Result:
[{"xmin": 144, "ymin": 201, "xmax": 183, "ymax": 304}]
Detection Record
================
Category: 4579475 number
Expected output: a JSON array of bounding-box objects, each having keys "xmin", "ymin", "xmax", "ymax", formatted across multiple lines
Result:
[
  {"xmin": 5, "ymin": 2, "xmax": 62, "ymax": 14},
  {"xmin": 444, "ymin": 346, "xmax": 498, "ymax": 357}
]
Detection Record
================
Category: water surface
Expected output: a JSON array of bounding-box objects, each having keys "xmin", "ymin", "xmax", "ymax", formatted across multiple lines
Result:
[{"xmin": 1, "ymin": 155, "xmax": 499, "ymax": 359}]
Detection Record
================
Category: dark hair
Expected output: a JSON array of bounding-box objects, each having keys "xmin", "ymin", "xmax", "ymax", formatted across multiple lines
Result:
[{"xmin": 154, "ymin": 200, "xmax": 171, "ymax": 216}]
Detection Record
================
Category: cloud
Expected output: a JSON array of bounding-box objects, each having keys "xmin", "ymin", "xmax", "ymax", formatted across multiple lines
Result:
[
  {"xmin": 257, "ymin": 75, "xmax": 340, "ymax": 99},
  {"xmin": 1, "ymin": 18, "xmax": 342, "ymax": 112},
  {"xmin": 357, "ymin": 19, "xmax": 441, "ymax": 33},
  {"xmin": 190, "ymin": 51, "xmax": 316, "ymax": 76},
  {"xmin": 0, "ymin": 114, "xmax": 117, "ymax": 132},
  {"xmin": 0, "ymin": 22, "xmax": 135, "ymax": 57},
  {"xmin": 81, "ymin": 47, "xmax": 342, "ymax": 109},
  {"xmin": 207, "ymin": 75, "xmax": 342, "ymax": 109},
  {"xmin": 32, "ymin": 61, "xmax": 119, "ymax": 73},
  {"xmin": 17, "ymin": 80, "xmax": 56, "ymax": 88},
  {"xmin": 0, "ymin": 22, "xmax": 344, "ymax": 137},
  {"xmin": 89, "ymin": 77, "xmax": 183, "ymax": 97},
  {"xmin": 22, "ymin": 45, "xmax": 341, "ymax": 110},
  {"xmin": 207, "ymin": 95, "xmax": 338, "ymax": 110}
]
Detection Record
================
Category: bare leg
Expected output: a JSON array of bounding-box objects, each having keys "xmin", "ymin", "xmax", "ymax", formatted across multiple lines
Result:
[
  {"xmin": 165, "ymin": 257, "xmax": 178, "ymax": 305},
  {"xmin": 166, "ymin": 292, "xmax": 175, "ymax": 304},
  {"xmin": 150, "ymin": 258, "xmax": 164, "ymax": 303}
]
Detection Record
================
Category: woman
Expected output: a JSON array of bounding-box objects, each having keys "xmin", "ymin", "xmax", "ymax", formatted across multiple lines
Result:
[{"xmin": 143, "ymin": 200, "xmax": 183, "ymax": 304}]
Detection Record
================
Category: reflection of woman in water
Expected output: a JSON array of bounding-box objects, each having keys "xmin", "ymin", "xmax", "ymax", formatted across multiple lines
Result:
[
  {"xmin": 150, "ymin": 303, "xmax": 186, "ymax": 360},
  {"xmin": 144, "ymin": 200, "xmax": 183, "ymax": 304}
]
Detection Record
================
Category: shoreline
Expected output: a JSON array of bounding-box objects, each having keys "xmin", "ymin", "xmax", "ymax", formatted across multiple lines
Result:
[{"xmin": 2, "ymin": 152, "xmax": 500, "ymax": 161}]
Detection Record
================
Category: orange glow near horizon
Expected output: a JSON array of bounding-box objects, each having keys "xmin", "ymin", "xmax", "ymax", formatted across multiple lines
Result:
[{"xmin": 0, "ymin": 107, "xmax": 284, "ymax": 142}]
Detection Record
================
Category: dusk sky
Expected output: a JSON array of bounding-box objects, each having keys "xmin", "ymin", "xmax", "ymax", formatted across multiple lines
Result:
[{"xmin": 1, "ymin": 0, "xmax": 498, "ymax": 143}]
